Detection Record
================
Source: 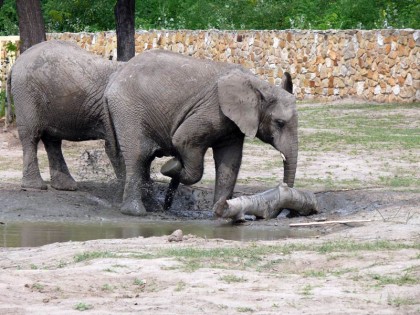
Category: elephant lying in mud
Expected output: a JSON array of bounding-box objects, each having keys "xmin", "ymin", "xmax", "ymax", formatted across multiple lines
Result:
[
  {"xmin": 8, "ymin": 40, "xmax": 125, "ymax": 191},
  {"xmin": 105, "ymin": 50, "xmax": 298, "ymax": 216}
]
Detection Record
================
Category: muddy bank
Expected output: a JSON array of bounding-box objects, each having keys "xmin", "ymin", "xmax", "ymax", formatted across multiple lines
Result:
[{"xmin": 1, "ymin": 179, "xmax": 418, "ymax": 223}]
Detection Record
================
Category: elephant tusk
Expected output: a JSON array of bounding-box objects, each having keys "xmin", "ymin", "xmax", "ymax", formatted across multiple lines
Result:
[{"xmin": 280, "ymin": 152, "xmax": 286, "ymax": 162}]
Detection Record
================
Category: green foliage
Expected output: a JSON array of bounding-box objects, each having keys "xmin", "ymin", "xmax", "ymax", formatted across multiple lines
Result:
[
  {"xmin": 42, "ymin": 0, "xmax": 116, "ymax": 32},
  {"xmin": 0, "ymin": 0, "xmax": 418, "ymax": 35},
  {"xmin": 0, "ymin": 0, "xmax": 18, "ymax": 35},
  {"xmin": 5, "ymin": 41, "xmax": 18, "ymax": 52},
  {"xmin": 0, "ymin": 91, "xmax": 6, "ymax": 117}
]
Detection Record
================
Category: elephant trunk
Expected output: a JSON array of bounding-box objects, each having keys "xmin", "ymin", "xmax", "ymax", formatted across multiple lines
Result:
[
  {"xmin": 283, "ymin": 148, "xmax": 297, "ymax": 187},
  {"xmin": 279, "ymin": 135, "xmax": 298, "ymax": 188}
]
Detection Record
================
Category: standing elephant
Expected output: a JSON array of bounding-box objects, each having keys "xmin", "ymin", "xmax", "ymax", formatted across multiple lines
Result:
[
  {"xmin": 105, "ymin": 50, "xmax": 297, "ymax": 217},
  {"xmin": 8, "ymin": 40, "xmax": 125, "ymax": 191}
]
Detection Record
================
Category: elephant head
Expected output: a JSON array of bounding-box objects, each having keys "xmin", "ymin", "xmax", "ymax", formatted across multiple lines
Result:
[{"xmin": 217, "ymin": 71, "xmax": 297, "ymax": 187}]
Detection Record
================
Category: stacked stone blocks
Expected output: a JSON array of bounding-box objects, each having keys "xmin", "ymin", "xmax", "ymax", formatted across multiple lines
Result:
[{"xmin": 1, "ymin": 29, "xmax": 418, "ymax": 103}]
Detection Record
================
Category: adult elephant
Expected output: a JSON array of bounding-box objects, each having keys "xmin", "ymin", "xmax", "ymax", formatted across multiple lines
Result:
[
  {"xmin": 105, "ymin": 50, "xmax": 297, "ymax": 217},
  {"xmin": 8, "ymin": 40, "xmax": 125, "ymax": 191}
]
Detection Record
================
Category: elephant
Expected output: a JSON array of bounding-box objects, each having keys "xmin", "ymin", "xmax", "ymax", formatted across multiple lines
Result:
[
  {"xmin": 105, "ymin": 49, "xmax": 297, "ymax": 217},
  {"xmin": 8, "ymin": 40, "xmax": 125, "ymax": 191}
]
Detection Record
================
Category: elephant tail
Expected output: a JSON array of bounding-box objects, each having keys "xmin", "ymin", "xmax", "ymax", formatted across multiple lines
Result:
[{"xmin": 5, "ymin": 67, "xmax": 14, "ymax": 125}]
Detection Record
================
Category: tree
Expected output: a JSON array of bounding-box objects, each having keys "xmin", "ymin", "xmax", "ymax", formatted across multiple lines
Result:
[
  {"xmin": 115, "ymin": 0, "xmax": 135, "ymax": 61},
  {"xmin": 42, "ymin": 0, "xmax": 115, "ymax": 33},
  {"xmin": 16, "ymin": 0, "xmax": 46, "ymax": 53}
]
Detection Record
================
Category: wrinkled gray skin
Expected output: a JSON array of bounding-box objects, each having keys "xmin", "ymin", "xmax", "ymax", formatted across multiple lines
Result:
[
  {"xmin": 105, "ymin": 50, "xmax": 298, "ymax": 216},
  {"xmin": 9, "ymin": 40, "xmax": 125, "ymax": 191}
]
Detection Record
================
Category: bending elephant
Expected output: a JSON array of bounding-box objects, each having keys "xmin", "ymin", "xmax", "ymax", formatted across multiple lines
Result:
[
  {"xmin": 8, "ymin": 40, "xmax": 125, "ymax": 191},
  {"xmin": 105, "ymin": 50, "xmax": 297, "ymax": 217}
]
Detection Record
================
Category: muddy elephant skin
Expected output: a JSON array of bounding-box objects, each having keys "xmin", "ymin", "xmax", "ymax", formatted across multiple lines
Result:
[
  {"xmin": 105, "ymin": 50, "xmax": 297, "ymax": 216},
  {"xmin": 9, "ymin": 40, "xmax": 125, "ymax": 191}
]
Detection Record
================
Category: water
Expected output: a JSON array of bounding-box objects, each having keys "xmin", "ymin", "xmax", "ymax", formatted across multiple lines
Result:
[{"xmin": 0, "ymin": 221, "xmax": 319, "ymax": 247}]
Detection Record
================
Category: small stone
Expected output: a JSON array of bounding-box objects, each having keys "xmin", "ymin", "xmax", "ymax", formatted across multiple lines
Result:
[
  {"xmin": 392, "ymin": 85, "xmax": 400, "ymax": 96},
  {"xmin": 168, "ymin": 229, "xmax": 183, "ymax": 242}
]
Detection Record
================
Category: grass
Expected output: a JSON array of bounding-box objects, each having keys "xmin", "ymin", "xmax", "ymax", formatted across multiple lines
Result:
[
  {"xmin": 156, "ymin": 240, "xmax": 418, "ymax": 272},
  {"xmin": 300, "ymin": 284, "xmax": 314, "ymax": 296},
  {"xmin": 241, "ymin": 103, "xmax": 420, "ymax": 190},
  {"xmin": 73, "ymin": 251, "xmax": 117, "ymax": 263},
  {"xmin": 31, "ymin": 283, "xmax": 44, "ymax": 291},
  {"xmin": 174, "ymin": 281, "xmax": 186, "ymax": 292},
  {"xmin": 388, "ymin": 295, "xmax": 418, "ymax": 307},
  {"xmin": 237, "ymin": 306, "xmax": 255, "ymax": 313},
  {"xmin": 219, "ymin": 274, "xmax": 248, "ymax": 283},
  {"xmin": 304, "ymin": 270, "xmax": 327, "ymax": 278},
  {"xmin": 133, "ymin": 278, "xmax": 146, "ymax": 286},
  {"xmin": 74, "ymin": 302, "xmax": 93, "ymax": 311},
  {"xmin": 101, "ymin": 284, "xmax": 114, "ymax": 291},
  {"xmin": 371, "ymin": 272, "xmax": 418, "ymax": 287},
  {"xmin": 298, "ymin": 103, "xmax": 420, "ymax": 152}
]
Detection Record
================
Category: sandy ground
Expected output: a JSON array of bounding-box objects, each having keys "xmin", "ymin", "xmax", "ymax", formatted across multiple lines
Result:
[{"xmin": 0, "ymin": 107, "xmax": 419, "ymax": 314}]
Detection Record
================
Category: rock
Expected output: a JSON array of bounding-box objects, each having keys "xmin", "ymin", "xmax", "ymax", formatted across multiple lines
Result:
[{"xmin": 168, "ymin": 229, "xmax": 183, "ymax": 242}]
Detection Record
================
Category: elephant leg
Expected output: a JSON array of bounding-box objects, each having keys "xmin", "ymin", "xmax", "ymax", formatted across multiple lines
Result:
[
  {"xmin": 19, "ymin": 131, "xmax": 47, "ymax": 190},
  {"xmin": 175, "ymin": 147, "xmax": 206, "ymax": 185},
  {"xmin": 120, "ymin": 143, "xmax": 162, "ymax": 215},
  {"xmin": 43, "ymin": 139, "xmax": 77, "ymax": 191},
  {"xmin": 212, "ymin": 138, "xmax": 244, "ymax": 219},
  {"xmin": 105, "ymin": 139, "xmax": 126, "ymax": 183},
  {"xmin": 170, "ymin": 131, "xmax": 206, "ymax": 185}
]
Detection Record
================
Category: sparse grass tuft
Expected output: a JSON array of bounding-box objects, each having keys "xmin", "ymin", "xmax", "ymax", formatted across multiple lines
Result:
[
  {"xmin": 74, "ymin": 302, "xmax": 93, "ymax": 311},
  {"xmin": 304, "ymin": 269, "xmax": 327, "ymax": 278},
  {"xmin": 237, "ymin": 306, "xmax": 255, "ymax": 312},
  {"xmin": 388, "ymin": 295, "xmax": 418, "ymax": 307},
  {"xmin": 219, "ymin": 274, "xmax": 248, "ymax": 283},
  {"xmin": 174, "ymin": 281, "xmax": 186, "ymax": 292},
  {"xmin": 371, "ymin": 272, "xmax": 418, "ymax": 287},
  {"xmin": 300, "ymin": 284, "xmax": 314, "ymax": 296},
  {"xmin": 73, "ymin": 251, "xmax": 117, "ymax": 263},
  {"xmin": 101, "ymin": 284, "xmax": 114, "ymax": 291}
]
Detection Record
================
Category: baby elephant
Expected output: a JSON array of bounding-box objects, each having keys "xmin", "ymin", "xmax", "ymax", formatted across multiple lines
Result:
[
  {"xmin": 105, "ymin": 50, "xmax": 297, "ymax": 217},
  {"xmin": 8, "ymin": 40, "xmax": 125, "ymax": 191}
]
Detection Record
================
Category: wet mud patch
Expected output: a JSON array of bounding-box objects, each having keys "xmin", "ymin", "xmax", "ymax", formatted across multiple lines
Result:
[{"xmin": 1, "ymin": 180, "xmax": 418, "ymax": 247}]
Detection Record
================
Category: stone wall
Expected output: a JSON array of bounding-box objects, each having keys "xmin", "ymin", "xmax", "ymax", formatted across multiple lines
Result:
[{"xmin": 1, "ymin": 29, "xmax": 419, "ymax": 102}]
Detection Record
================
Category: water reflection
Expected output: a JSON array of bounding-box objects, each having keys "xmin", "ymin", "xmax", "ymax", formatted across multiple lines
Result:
[{"xmin": 0, "ymin": 221, "xmax": 318, "ymax": 248}]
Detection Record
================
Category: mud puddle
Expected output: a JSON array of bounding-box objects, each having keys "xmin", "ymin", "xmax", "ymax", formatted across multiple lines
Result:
[{"xmin": 0, "ymin": 221, "xmax": 320, "ymax": 247}]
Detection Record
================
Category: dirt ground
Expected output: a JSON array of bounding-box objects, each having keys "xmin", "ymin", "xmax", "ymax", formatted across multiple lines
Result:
[{"xmin": 0, "ymin": 104, "xmax": 419, "ymax": 314}]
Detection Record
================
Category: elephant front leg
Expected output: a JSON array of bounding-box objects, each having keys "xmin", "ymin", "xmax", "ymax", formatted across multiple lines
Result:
[
  {"xmin": 161, "ymin": 147, "xmax": 206, "ymax": 186},
  {"xmin": 212, "ymin": 139, "xmax": 244, "ymax": 220}
]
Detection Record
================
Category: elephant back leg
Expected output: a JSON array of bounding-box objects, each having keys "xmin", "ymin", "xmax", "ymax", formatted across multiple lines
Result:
[
  {"xmin": 42, "ymin": 138, "xmax": 77, "ymax": 191},
  {"xmin": 18, "ymin": 128, "xmax": 47, "ymax": 190},
  {"xmin": 119, "ymin": 135, "xmax": 163, "ymax": 215},
  {"xmin": 14, "ymin": 91, "xmax": 46, "ymax": 190}
]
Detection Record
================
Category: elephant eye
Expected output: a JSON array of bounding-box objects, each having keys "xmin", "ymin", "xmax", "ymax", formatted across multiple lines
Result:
[{"xmin": 275, "ymin": 119, "xmax": 285, "ymax": 129}]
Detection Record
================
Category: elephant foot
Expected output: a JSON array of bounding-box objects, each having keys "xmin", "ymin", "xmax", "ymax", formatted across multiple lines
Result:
[
  {"xmin": 51, "ymin": 174, "xmax": 78, "ymax": 191},
  {"xmin": 120, "ymin": 199, "xmax": 147, "ymax": 216},
  {"xmin": 21, "ymin": 178, "xmax": 48, "ymax": 191},
  {"xmin": 143, "ymin": 196, "xmax": 164, "ymax": 212}
]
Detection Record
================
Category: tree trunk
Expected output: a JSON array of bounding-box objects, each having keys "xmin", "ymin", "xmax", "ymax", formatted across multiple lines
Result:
[
  {"xmin": 16, "ymin": 0, "xmax": 46, "ymax": 54},
  {"xmin": 215, "ymin": 184, "xmax": 318, "ymax": 221},
  {"xmin": 114, "ymin": 0, "xmax": 135, "ymax": 61}
]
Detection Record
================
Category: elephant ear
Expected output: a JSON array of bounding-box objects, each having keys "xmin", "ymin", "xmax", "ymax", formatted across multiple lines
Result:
[
  {"xmin": 217, "ymin": 71, "xmax": 260, "ymax": 138},
  {"xmin": 281, "ymin": 72, "xmax": 293, "ymax": 94}
]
